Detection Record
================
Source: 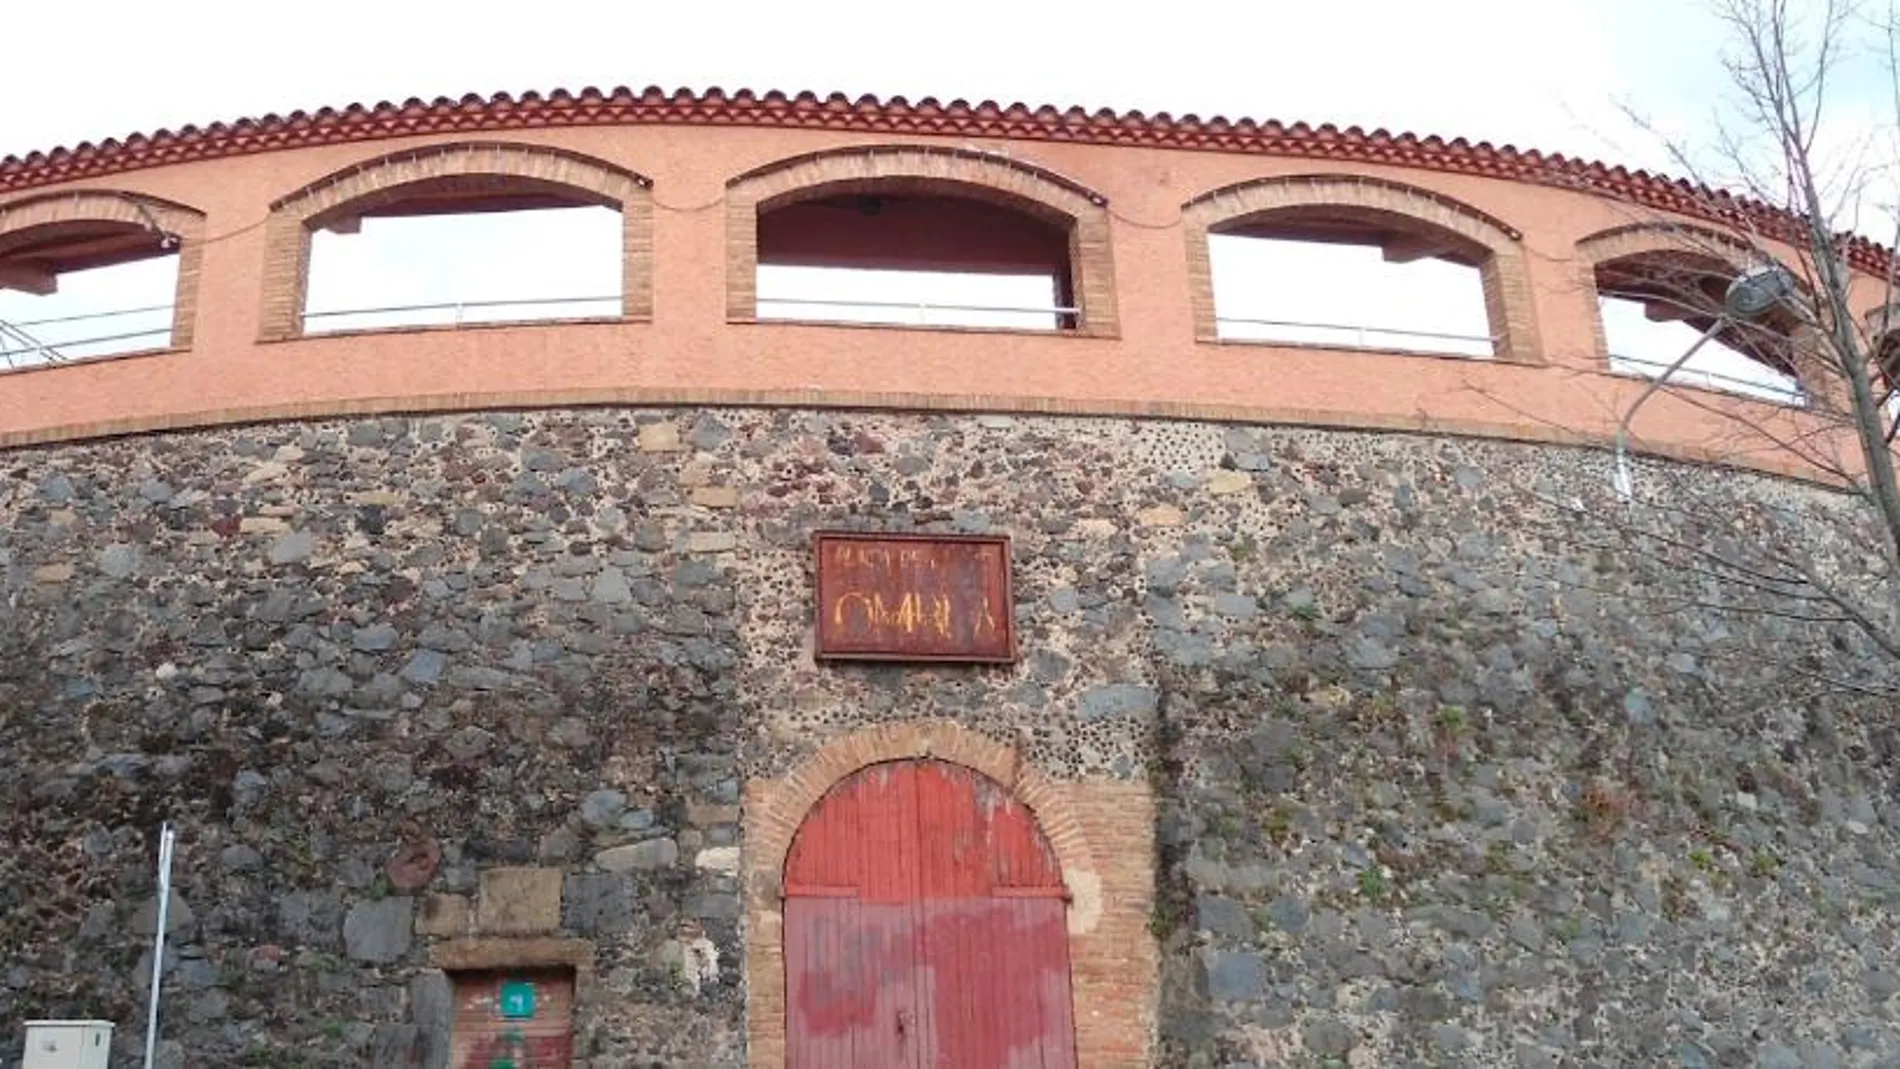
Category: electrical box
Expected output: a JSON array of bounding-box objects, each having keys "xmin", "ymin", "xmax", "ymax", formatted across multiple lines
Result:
[{"xmin": 21, "ymin": 1021, "xmax": 113, "ymax": 1069}]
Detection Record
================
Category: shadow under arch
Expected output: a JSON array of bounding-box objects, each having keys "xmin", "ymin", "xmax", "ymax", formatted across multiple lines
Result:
[
  {"xmin": 0, "ymin": 188, "xmax": 206, "ymax": 350},
  {"xmin": 724, "ymin": 143, "xmax": 1119, "ymax": 336}
]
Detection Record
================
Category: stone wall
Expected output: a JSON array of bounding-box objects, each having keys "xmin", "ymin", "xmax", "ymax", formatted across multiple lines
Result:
[{"xmin": 1, "ymin": 407, "xmax": 1896, "ymax": 1067}]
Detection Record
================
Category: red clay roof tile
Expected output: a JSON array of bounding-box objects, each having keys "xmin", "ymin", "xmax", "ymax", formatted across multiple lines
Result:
[{"xmin": 0, "ymin": 85, "xmax": 1888, "ymax": 275}]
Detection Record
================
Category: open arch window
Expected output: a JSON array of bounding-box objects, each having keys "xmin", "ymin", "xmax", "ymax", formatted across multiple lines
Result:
[
  {"xmin": 260, "ymin": 143, "xmax": 651, "ymax": 340},
  {"xmin": 1863, "ymin": 306, "xmax": 1900, "ymax": 426},
  {"xmin": 0, "ymin": 192, "xmax": 202, "ymax": 370},
  {"xmin": 1185, "ymin": 175, "xmax": 1540, "ymax": 363},
  {"xmin": 727, "ymin": 146, "xmax": 1118, "ymax": 336},
  {"xmin": 1590, "ymin": 243, "xmax": 1807, "ymax": 406}
]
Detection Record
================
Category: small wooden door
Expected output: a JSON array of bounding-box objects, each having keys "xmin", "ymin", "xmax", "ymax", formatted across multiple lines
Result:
[
  {"xmin": 448, "ymin": 968, "xmax": 575, "ymax": 1069},
  {"xmin": 784, "ymin": 759, "xmax": 1078, "ymax": 1068}
]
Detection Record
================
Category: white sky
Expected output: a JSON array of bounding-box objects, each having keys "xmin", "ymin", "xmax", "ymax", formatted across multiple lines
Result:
[{"xmin": 0, "ymin": 0, "xmax": 1893, "ymax": 397}]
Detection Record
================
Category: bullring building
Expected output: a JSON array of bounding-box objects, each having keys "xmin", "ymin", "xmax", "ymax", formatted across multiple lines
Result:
[{"xmin": 1, "ymin": 87, "xmax": 1897, "ymax": 1067}]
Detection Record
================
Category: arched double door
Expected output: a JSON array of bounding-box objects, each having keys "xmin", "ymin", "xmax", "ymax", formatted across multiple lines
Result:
[{"xmin": 783, "ymin": 759, "xmax": 1078, "ymax": 1068}]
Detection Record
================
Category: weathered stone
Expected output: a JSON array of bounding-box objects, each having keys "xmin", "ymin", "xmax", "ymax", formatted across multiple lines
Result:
[
  {"xmin": 1080, "ymin": 683, "xmax": 1159, "ymax": 720},
  {"xmin": 686, "ymin": 893, "xmax": 741, "ymax": 920},
  {"xmin": 1195, "ymin": 895, "xmax": 1253, "ymax": 938},
  {"xmin": 1267, "ymin": 895, "xmax": 1311, "ymax": 934},
  {"xmin": 1205, "ymin": 471, "xmax": 1252, "ymax": 495},
  {"xmin": 268, "ymin": 531, "xmax": 316, "ymax": 564},
  {"xmin": 637, "ymin": 422, "xmax": 683, "ymax": 452},
  {"xmin": 591, "ymin": 567, "xmax": 633, "ymax": 604},
  {"xmin": 131, "ymin": 891, "xmax": 194, "ymax": 936},
  {"xmin": 691, "ymin": 486, "xmax": 740, "ymax": 508},
  {"xmin": 1203, "ymin": 951, "xmax": 1267, "ymax": 1001},
  {"xmin": 352, "ymin": 624, "xmax": 398, "ymax": 652},
  {"xmin": 686, "ymin": 531, "xmax": 737, "ymax": 554},
  {"xmin": 597, "ymin": 839, "xmax": 678, "ymax": 873},
  {"xmin": 97, "ymin": 543, "xmax": 139, "ymax": 578},
  {"xmin": 220, "ymin": 844, "xmax": 264, "ymax": 872},
  {"xmin": 4, "ymin": 407, "xmax": 1900, "ymax": 1067},
  {"xmin": 476, "ymin": 868, "xmax": 564, "ymax": 935},
  {"xmin": 342, "ymin": 898, "xmax": 413, "ymax": 963},
  {"xmin": 564, "ymin": 873, "xmax": 635, "ymax": 935},
  {"xmin": 400, "ymin": 649, "xmax": 448, "ymax": 685},
  {"xmin": 1302, "ymin": 1017, "xmax": 1356, "ymax": 1056},
  {"xmin": 580, "ymin": 789, "xmax": 627, "ymax": 827},
  {"xmin": 414, "ymin": 893, "xmax": 469, "ymax": 938},
  {"xmin": 409, "ymin": 970, "xmax": 453, "ymax": 1069}
]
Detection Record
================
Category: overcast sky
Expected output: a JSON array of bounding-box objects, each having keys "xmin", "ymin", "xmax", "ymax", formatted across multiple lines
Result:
[
  {"xmin": 3, "ymin": 0, "xmax": 1714, "ymax": 165},
  {"xmin": 0, "ymin": 0, "xmax": 1890, "ymax": 396}
]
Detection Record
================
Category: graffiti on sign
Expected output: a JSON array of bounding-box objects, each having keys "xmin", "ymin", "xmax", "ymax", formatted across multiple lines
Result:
[{"xmin": 813, "ymin": 532, "xmax": 1016, "ymax": 662}]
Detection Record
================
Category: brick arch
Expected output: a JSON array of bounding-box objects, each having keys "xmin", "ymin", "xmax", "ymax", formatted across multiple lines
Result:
[
  {"xmin": 1183, "ymin": 173, "xmax": 1541, "ymax": 363},
  {"xmin": 1576, "ymin": 220, "xmax": 1757, "ymax": 270},
  {"xmin": 259, "ymin": 141, "xmax": 653, "ymax": 340},
  {"xmin": 724, "ymin": 144, "xmax": 1119, "ymax": 336},
  {"xmin": 1575, "ymin": 221, "xmax": 1836, "ymax": 406},
  {"xmin": 742, "ymin": 718, "xmax": 1151, "ymax": 1069},
  {"xmin": 0, "ymin": 189, "xmax": 206, "ymax": 349},
  {"xmin": 748, "ymin": 719, "xmax": 1095, "ymax": 892}
]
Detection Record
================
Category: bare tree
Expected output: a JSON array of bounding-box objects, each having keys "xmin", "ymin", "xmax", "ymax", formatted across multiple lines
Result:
[{"xmin": 1480, "ymin": 0, "xmax": 1900, "ymax": 694}]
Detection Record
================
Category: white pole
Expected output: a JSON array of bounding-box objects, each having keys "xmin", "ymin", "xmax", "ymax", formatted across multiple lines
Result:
[
  {"xmin": 1612, "ymin": 318, "xmax": 1727, "ymax": 503},
  {"xmin": 143, "ymin": 822, "xmax": 176, "ymax": 1069}
]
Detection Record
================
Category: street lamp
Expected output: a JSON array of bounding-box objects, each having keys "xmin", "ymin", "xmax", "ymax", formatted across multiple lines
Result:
[{"xmin": 1613, "ymin": 262, "xmax": 1797, "ymax": 501}]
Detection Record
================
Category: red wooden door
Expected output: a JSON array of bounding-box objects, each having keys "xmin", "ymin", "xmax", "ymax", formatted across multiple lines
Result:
[{"xmin": 784, "ymin": 760, "xmax": 1078, "ymax": 1069}]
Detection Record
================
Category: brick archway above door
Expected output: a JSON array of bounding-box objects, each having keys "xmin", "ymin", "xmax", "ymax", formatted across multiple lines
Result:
[
  {"xmin": 742, "ymin": 720, "xmax": 1159, "ymax": 1069},
  {"xmin": 783, "ymin": 759, "xmax": 1077, "ymax": 1067}
]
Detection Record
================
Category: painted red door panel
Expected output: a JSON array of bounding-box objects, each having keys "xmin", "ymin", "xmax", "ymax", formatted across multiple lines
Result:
[{"xmin": 786, "ymin": 760, "xmax": 1078, "ymax": 1069}]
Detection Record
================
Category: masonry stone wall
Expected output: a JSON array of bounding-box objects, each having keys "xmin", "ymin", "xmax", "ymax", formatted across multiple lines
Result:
[{"xmin": 2, "ymin": 407, "xmax": 1897, "ymax": 1068}]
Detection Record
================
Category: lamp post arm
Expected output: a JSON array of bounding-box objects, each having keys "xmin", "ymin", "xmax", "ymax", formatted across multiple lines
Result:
[{"xmin": 1613, "ymin": 316, "xmax": 1730, "ymax": 502}]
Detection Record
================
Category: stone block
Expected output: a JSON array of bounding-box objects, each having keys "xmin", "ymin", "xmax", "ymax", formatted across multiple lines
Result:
[
  {"xmin": 1203, "ymin": 950, "xmax": 1267, "ymax": 1001},
  {"xmin": 597, "ymin": 838, "xmax": 678, "ymax": 873},
  {"xmin": 691, "ymin": 486, "xmax": 740, "ymax": 508},
  {"xmin": 686, "ymin": 531, "xmax": 737, "ymax": 554},
  {"xmin": 564, "ymin": 873, "xmax": 635, "ymax": 935},
  {"xmin": 343, "ymin": 897, "xmax": 414, "ymax": 963},
  {"xmin": 1205, "ymin": 470, "xmax": 1252, "ymax": 494},
  {"xmin": 637, "ymin": 422, "xmax": 683, "ymax": 452},
  {"xmin": 1136, "ymin": 505, "xmax": 1184, "ymax": 527},
  {"xmin": 477, "ymin": 867, "xmax": 564, "ymax": 935},
  {"xmin": 414, "ymin": 893, "xmax": 469, "ymax": 938}
]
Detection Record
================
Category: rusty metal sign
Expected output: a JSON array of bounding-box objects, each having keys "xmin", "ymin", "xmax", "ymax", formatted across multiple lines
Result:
[{"xmin": 813, "ymin": 532, "xmax": 1016, "ymax": 663}]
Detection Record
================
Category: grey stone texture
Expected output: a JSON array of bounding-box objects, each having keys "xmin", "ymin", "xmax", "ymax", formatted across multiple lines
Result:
[{"xmin": 1, "ymin": 408, "xmax": 1898, "ymax": 1067}]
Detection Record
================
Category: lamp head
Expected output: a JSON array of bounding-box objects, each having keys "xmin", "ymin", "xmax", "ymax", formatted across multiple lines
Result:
[{"xmin": 1724, "ymin": 262, "xmax": 1796, "ymax": 319}]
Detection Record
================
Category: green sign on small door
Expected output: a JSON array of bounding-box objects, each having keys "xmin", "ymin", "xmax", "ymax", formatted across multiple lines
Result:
[{"xmin": 499, "ymin": 980, "xmax": 536, "ymax": 1019}]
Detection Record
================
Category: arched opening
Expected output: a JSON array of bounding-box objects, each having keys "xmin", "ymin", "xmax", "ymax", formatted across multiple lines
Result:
[
  {"xmin": 0, "ymin": 192, "xmax": 201, "ymax": 369},
  {"xmin": 1594, "ymin": 250, "xmax": 1806, "ymax": 405},
  {"xmin": 1864, "ymin": 305, "xmax": 1900, "ymax": 428},
  {"xmin": 1207, "ymin": 208, "xmax": 1494, "ymax": 357},
  {"xmin": 1184, "ymin": 174, "xmax": 1538, "ymax": 362},
  {"xmin": 261, "ymin": 143, "xmax": 650, "ymax": 340},
  {"xmin": 727, "ymin": 145, "xmax": 1118, "ymax": 337},
  {"xmin": 783, "ymin": 758, "xmax": 1077, "ymax": 1068},
  {"xmin": 756, "ymin": 188, "xmax": 1077, "ymax": 331}
]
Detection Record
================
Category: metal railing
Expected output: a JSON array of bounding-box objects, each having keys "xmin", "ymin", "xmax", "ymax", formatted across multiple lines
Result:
[
  {"xmin": 1609, "ymin": 352, "xmax": 1806, "ymax": 406},
  {"xmin": 303, "ymin": 294, "xmax": 622, "ymax": 331},
  {"xmin": 1215, "ymin": 315, "xmax": 1496, "ymax": 355},
  {"xmin": 757, "ymin": 295, "xmax": 1080, "ymax": 329},
  {"xmin": 1, "ymin": 304, "xmax": 175, "ymax": 369}
]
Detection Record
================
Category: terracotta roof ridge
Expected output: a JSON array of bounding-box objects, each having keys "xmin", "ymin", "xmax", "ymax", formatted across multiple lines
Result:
[{"xmin": 0, "ymin": 84, "xmax": 1889, "ymax": 276}]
